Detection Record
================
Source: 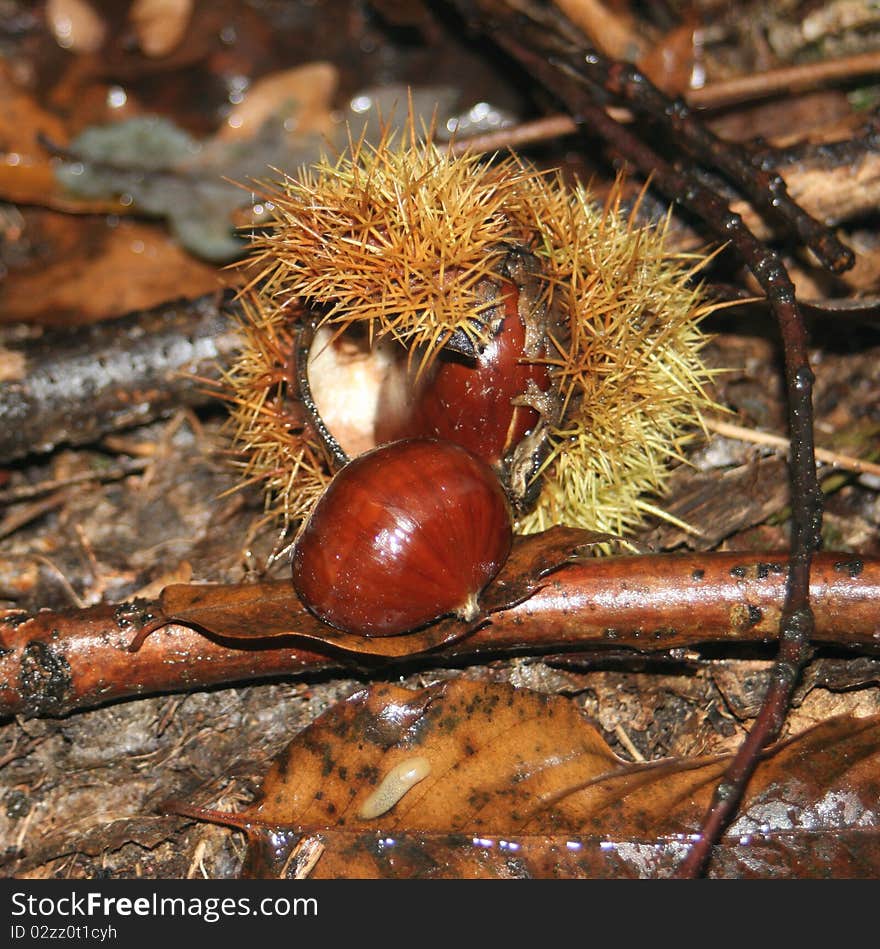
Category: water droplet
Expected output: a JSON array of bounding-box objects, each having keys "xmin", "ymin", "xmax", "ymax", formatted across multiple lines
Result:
[{"xmin": 107, "ymin": 86, "xmax": 127, "ymax": 109}]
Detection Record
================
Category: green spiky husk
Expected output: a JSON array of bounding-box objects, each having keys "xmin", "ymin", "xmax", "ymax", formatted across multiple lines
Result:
[
  {"xmin": 247, "ymin": 133, "xmax": 541, "ymax": 358},
  {"xmin": 515, "ymin": 179, "xmax": 717, "ymax": 536},
  {"xmin": 222, "ymin": 294, "xmax": 332, "ymax": 527},
  {"xmin": 229, "ymin": 134, "xmax": 719, "ymax": 539}
]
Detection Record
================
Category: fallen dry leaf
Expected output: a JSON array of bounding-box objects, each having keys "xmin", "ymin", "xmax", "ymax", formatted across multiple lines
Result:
[
  {"xmin": 147, "ymin": 527, "xmax": 606, "ymax": 657},
  {"xmin": 46, "ymin": 0, "xmax": 106, "ymax": 54},
  {"xmin": 0, "ymin": 61, "xmax": 133, "ymax": 214},
  {"xmin": 216, "ymin": 62, "xmax": 338, "ymax": 142},
  {"xmin": 170, "ymin": 679, "xmax": 880, "ymax": 878},
  {"xmin": 0, "ymin": 213, "xmax": 226, "ymax": 326}
]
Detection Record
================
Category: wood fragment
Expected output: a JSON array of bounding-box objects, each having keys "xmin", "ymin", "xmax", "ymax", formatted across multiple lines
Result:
[
  {"xmin": 687, "ymin": 50, "xmax": 880, "ymax": 110},
  {"xmin": 706, "ymin": 418, "xmax": 880, "ymax": 479},
  {"xmin": 0, "ymin": 292, "xmax": 240, "ymax": 463},
  {"xmin": 0, "ymin": 457, "xmax": 151, "ymax": 505}
]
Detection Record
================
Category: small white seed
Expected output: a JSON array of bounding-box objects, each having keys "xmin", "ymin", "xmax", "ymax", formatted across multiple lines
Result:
[{"xmin": 357, "ymin": 756, "xmax": 432, "ymax": 820}]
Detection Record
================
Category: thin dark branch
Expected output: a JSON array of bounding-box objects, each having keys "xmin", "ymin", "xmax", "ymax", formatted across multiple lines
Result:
[
  {"xmin": 587, "ymin": 57, "xmax": 855, "ymax": 274},
  {"xmin": 481, "ymin": 1, "xmax": 854, "ymax": 274},
  {"xmin": 447, "ymin": 0, "xmax": 828, "ymax": 878}
]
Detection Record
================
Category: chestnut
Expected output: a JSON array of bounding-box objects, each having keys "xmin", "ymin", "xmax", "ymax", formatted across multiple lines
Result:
[
  {"xmin": 375, "ymin": 279, "xmax": 553, "ymax": 469},
  {"xmin": 291, "ymin": 437, "xmax": 513, "ymax": 636}
]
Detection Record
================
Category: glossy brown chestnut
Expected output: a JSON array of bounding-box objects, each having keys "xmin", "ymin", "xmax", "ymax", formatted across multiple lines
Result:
[
  {"xmin": 291, "ymin": 438, "xmax": 513, "ymax": 636},
  {"xmin": 375, "ymin": 281, "xmax": 552, "ymax": 467}
]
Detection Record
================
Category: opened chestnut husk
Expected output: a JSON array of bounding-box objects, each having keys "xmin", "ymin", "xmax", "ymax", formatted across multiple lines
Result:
[{"xmin": 223, "ymin": 131, "xmax": 718, "ymax": 634}]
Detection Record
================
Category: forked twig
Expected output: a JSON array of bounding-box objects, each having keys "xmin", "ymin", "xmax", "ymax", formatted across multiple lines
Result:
[
  {"xmin": 448, "ymin": 0, "xmax": 835, "ymax": 877},
  {"xmin": 585, "ymin": 56, "xmax": 855, "ymax": 273}
]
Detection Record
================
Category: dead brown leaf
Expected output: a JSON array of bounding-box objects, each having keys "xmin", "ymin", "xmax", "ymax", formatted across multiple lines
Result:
[
  {"xmin": 150, "ymin": 528, "xmax": 603, "ymax": 658},
  {"xmin": 216, "ymin": 62, "xmax": 338, "ymax": 143},
  {"xmin": 130, "ymin": 0, "xmax": 194, "ymax": 58},
  {"xmin": 0, "ymin": 61, "xmax": 139, "ymax": 214},
  {"xmin": 1, "ymin": 214, "xmax": 226, "ymax": 326},
  {"xmin": 170, "ymin": 679, "xmax": 880, "ymax": 878},
  {"xmin": 46, "ymin": 0, "xmax": 107, "ymax": 55}
]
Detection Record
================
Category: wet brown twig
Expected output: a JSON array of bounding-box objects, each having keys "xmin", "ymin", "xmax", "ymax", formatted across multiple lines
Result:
[{"xmin": 0, "ymin": 551, "xmax": 877, "ymax": 720}]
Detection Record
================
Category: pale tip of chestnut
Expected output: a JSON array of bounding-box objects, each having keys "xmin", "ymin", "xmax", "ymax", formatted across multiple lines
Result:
[{"xmin": 455, "ymin": 591, "xmax": 481, "ymax": 624}]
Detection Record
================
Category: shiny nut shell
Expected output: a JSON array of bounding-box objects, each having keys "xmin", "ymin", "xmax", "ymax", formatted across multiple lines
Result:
[
  {"xmin": 375, "ymin": 282, "xmax": 551, "ymax": 466},
  {"xmin": 291, "ymin": 438, "xmax": 513, "ymax": 636}
]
